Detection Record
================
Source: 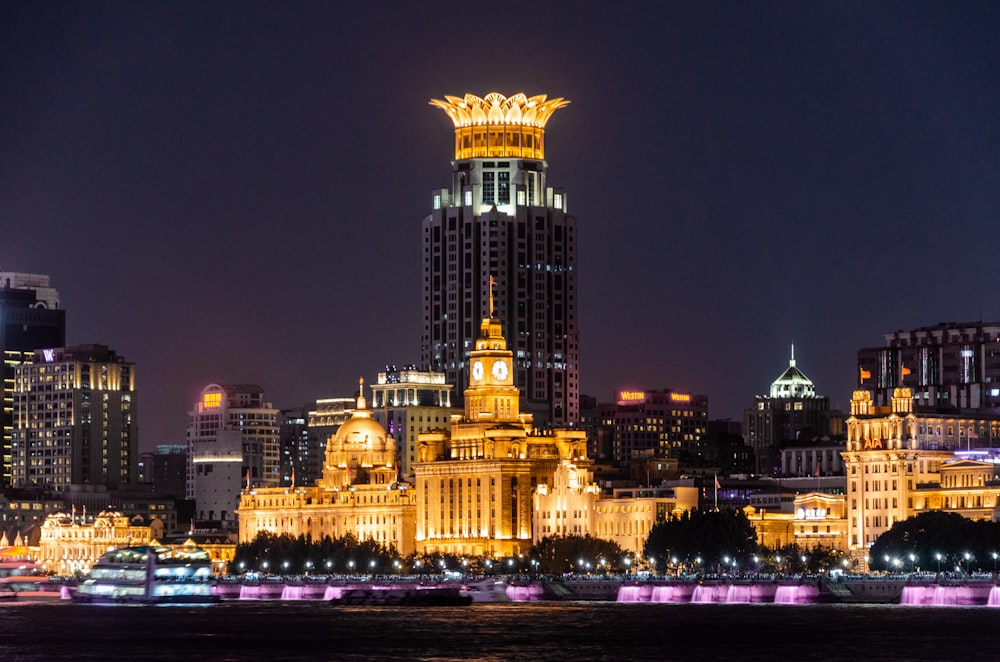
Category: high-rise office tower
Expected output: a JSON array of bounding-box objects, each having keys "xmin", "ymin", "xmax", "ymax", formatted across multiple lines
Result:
[
  {"xmin": 12, "ymin": 344, "xmax": 136, "ymax": 490},
  {"xmin": 187, "ymin": 383, "xmax": 279, "ymax": 501},
  {"xmin": 1, "ymin": 270, "xmax": 66, "ymax": 485},
  {"xmin": 857, "ymin": 321, "xmax": 1000, "ymax": 411},
  {"xmin": 422, "ymin": 92, "xmax": 579, "ymax": 426}
]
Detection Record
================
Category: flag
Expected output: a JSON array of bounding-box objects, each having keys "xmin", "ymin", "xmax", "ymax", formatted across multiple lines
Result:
[
  {"xmin": 970, "ymin": 429, "xmax": 980, "ymax": 440},
  {"xmin": 714, "ymin": 475, "xmax": 721, "ymax": 490},
  {"xmin": 290, "ymin": 467, "xmax": 296, "ymax": 487},
  {"xmin": 860, "ymin": 368, "xmax": 871, "ymax": 382},
  {"xmin": 245, "ymin": 469, "xmax": 251, "ymax": 489},
  {"xmin": 901, "ymin": 366, "xmax": 911, "ymax": 377},
  {"xmin": 814, "ymin": 464, "xmax": 821, "ymax": 477}
]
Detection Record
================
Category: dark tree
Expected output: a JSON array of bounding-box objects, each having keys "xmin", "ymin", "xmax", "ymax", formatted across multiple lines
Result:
[
  {"xmin": 869, "ymin": 511, "xmax": 1000, "ymax": 572},
  {"xmin": 644, "ymin": 509, "xmax": 758, "ymax": 570},
  {"xmin": 529, "ymin": 535, "xmax": 625, "ymax": 574}
]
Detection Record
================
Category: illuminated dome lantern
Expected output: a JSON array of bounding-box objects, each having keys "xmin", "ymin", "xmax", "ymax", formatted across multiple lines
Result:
[
  {"xmin": 429, "ymin": 92, "xmax": 570, "ymax": 160},
  {"xmin": 321, "ymin": 378, "xmax": 397, "ymax": 489},
  {"xmin": 770, "ymin": 345, "xmax": 817, "ymax": 398}
]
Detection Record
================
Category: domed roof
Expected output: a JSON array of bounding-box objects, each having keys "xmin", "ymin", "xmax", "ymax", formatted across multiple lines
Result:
[
  {"xmin": 325, "ymin": 378, "xmax": 394, "ymax": 456},
  {"xmin": 770, "ymin": 344, "xmax": 817, "ymax": 398},
  {"xmin": 333, "ymin": 410, "xmax": 390, "ymax": 452}
]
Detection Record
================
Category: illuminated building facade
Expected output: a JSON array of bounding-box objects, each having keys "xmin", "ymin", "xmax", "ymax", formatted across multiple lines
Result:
[
  {"xmin": 38, "ymin": 509, "xmax": 164, "ymax": 575},
  {"xmin": 591, "ymin": 485, "xmax": 700, "ymax": 554},
  {"xmin": 533, "ymin": 461, "xmax": 600, "ymax": 541},
  {"xmin": 187, "ymin": 384, "xmax": 279, "ymax": 500},
  {"xmin": 606, "ymin": 388, "xmax": 708, "ymax": 466},
  {"xmin": 744, "ymin": 492, "xmax": 849, "ymax": 552},
  {"xmin": 12, "ymin": 345, "xmax": 136, "ymax": 490},
  {"xmin": 743, "ymin": 347, "xmax": 840, "ymax": 475},
  {"xmin": 842, "ymin": 387, "xmax": 1000, "ymax": 552},
  {"xmin": 369, "ymin": 366, "xmax": 454, "ymax": 480},
  {"xmin": 1, "ymin": 270, "xmax": 65, "ymax": 486},
  {"xmin": 422, "ymin": 92, "xmax": 579, "ymax": 426},
  {"xmin": 414, "ymin": 311, "xmax": 588, "ymax": 557},
  {"xmin": 237, "ymin": 382, "xmax": 417, "ymax": 554},
  {"xmin": 857, "ymin": 321, "xmax": 1000, "ymax": 410}
]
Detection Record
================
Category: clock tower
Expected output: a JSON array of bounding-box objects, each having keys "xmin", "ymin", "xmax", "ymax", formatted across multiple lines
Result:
[{"xmin": 465, "ymin": 313, "xmax": 519, "ymax": 423}]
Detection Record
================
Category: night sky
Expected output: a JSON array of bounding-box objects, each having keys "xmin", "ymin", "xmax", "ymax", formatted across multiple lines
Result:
[{"xmin": 3, "ymin": 1, "xmax": 999, "ymax": 448}]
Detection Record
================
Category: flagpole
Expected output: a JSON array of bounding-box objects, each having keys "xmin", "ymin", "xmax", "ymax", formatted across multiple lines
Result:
[{"xmin": 714, "ymin": 473, "xmax": 718, "ymax": 511}]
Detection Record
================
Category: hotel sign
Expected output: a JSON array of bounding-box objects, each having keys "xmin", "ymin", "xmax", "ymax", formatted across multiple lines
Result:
[
  {"xmin": 618, "ymin": 390, "xmax": 646, "ymax": 404},
  {"xmin": 670, "ymin": 393, "xmax": 691, "ymax": 402}
]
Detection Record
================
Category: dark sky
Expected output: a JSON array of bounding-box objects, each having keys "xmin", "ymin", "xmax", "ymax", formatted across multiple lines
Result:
[{"xmin": 3, "ymin": 1, "xmax": 999, "ymax": 448}]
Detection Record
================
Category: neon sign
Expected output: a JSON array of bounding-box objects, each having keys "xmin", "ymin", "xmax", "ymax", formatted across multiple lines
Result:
[
  {"xmin": 619, "ymin": 391, "xmax": 646, "ymax": 402},
  {"xmin": 670, "ymin": 393, "xmax": 691, "ymax": 402}
]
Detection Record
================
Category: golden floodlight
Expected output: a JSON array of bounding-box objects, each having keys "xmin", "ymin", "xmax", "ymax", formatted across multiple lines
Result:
[{"xmin": 430, "ymin": 92, "xmax": 570, "ymax": 160}]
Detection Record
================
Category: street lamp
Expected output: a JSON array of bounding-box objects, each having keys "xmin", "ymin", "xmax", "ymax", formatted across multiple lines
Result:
[
  {"xmin": 908, "ymin": 553, "xmax": 916, "ymax": 573},
  {"xmin": 935, "ymin": 553, "xmax": 942, "ymax": 574}
]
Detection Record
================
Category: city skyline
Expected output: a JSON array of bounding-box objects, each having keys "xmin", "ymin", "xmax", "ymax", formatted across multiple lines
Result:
[{"xmin": 3, "ymin": 2, "xmax": 998, "ymax": 448}]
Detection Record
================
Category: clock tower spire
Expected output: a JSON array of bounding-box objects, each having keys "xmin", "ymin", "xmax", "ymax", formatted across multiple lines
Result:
[{"xmin": 465, "ymin": 312, "xmax": 520, "ymax": 423}]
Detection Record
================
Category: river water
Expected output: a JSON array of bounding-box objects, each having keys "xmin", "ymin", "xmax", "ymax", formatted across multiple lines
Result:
[{"xmin": 0, "ymin": 601, "xmax": 995, "ymax": 661}]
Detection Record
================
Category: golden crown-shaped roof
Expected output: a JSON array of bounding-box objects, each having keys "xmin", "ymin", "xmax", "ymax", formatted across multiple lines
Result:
[{"xmin": 430, "ymin": 92, "xmax": 570, "ymax": 160}]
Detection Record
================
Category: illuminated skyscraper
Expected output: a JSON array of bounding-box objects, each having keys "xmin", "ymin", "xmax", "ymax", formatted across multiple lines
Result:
[
  {"xmin": 12, "ymin": 344, "xmax": 136, "ymax": 490},
  {"xmin": 422, "ymin": 92, "xmax": 579, "ymax": 425},
  {"xmin": 1, "ymin": 270, "xmax": 65, "ymax": 485}
]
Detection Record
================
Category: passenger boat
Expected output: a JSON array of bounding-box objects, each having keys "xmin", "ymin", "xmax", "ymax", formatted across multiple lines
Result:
[
  {"xmin": 73, "ymin": 545, "xmax": 218, "ymax": 604},
  {"xmin": 0, "ymin": 575, "xmax": 65, "ymax": 601}
]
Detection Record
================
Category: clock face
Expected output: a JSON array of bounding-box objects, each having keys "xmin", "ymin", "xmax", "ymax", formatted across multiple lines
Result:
[
  {"xmin": 471, "ymin": 360, "xmax": 484, "ymax": 381},
  {"xmin": 491, "ymin": 360, "xmax": 509, "ymax": 381}
]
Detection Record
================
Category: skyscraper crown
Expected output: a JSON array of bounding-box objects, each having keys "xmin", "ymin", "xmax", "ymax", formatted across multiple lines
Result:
[{"xmin": 430, "ymin": 92, "xmax": 569, "ymax": 160}]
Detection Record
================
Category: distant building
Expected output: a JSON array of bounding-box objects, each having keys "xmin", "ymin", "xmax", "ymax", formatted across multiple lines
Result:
[
  {"xmin": 422, "ymin": 91, "xmax": 579, "ymax": 426},
  {"xmin": 369, "ymin": 365, "xmax": 454, "ymax": 480},
  {"xmin": 279, "ymin": 406, "xmax": 316, "ymax": 487},
  {"xmin": 604, "ymin": 388, "xmax": 708, "ymax": 466},
  {"xmin": 307, "ymin": 397, "xmax": 354, "ymax": 479},
  {"xmin": 857, "ymin": 321, "xmax": 1000, "ymax": 411},
  {"xmin": 187, "ymin": 384, "xmax": 279, "ymax": 500},
  {"xmin": 743, "ymin": 346, "xmax": 840, "ymax": 475},
  {"xmin": 141, "ymin": 444, "xmax": 187, "ymax": 499},
  {"xmin": 12, "ymin": 344, "xmax": 137, "ymax": 490},
  {"xmin": 192, "ymin": 428, "xmax": 243, "ymax": 529},
  {"xmin": 1, "ymin": 269, "xmax": 66, "ymax": 486}
]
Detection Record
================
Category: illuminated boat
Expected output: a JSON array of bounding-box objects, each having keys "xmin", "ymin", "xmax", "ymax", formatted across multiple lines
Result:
[
  {"xmin": 0, "ymin": 575, "xmax": 65, "ymax": 601},
  {"xmin": 73, "ymin": 545, "xmax": 219, "ymax": 604}
]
